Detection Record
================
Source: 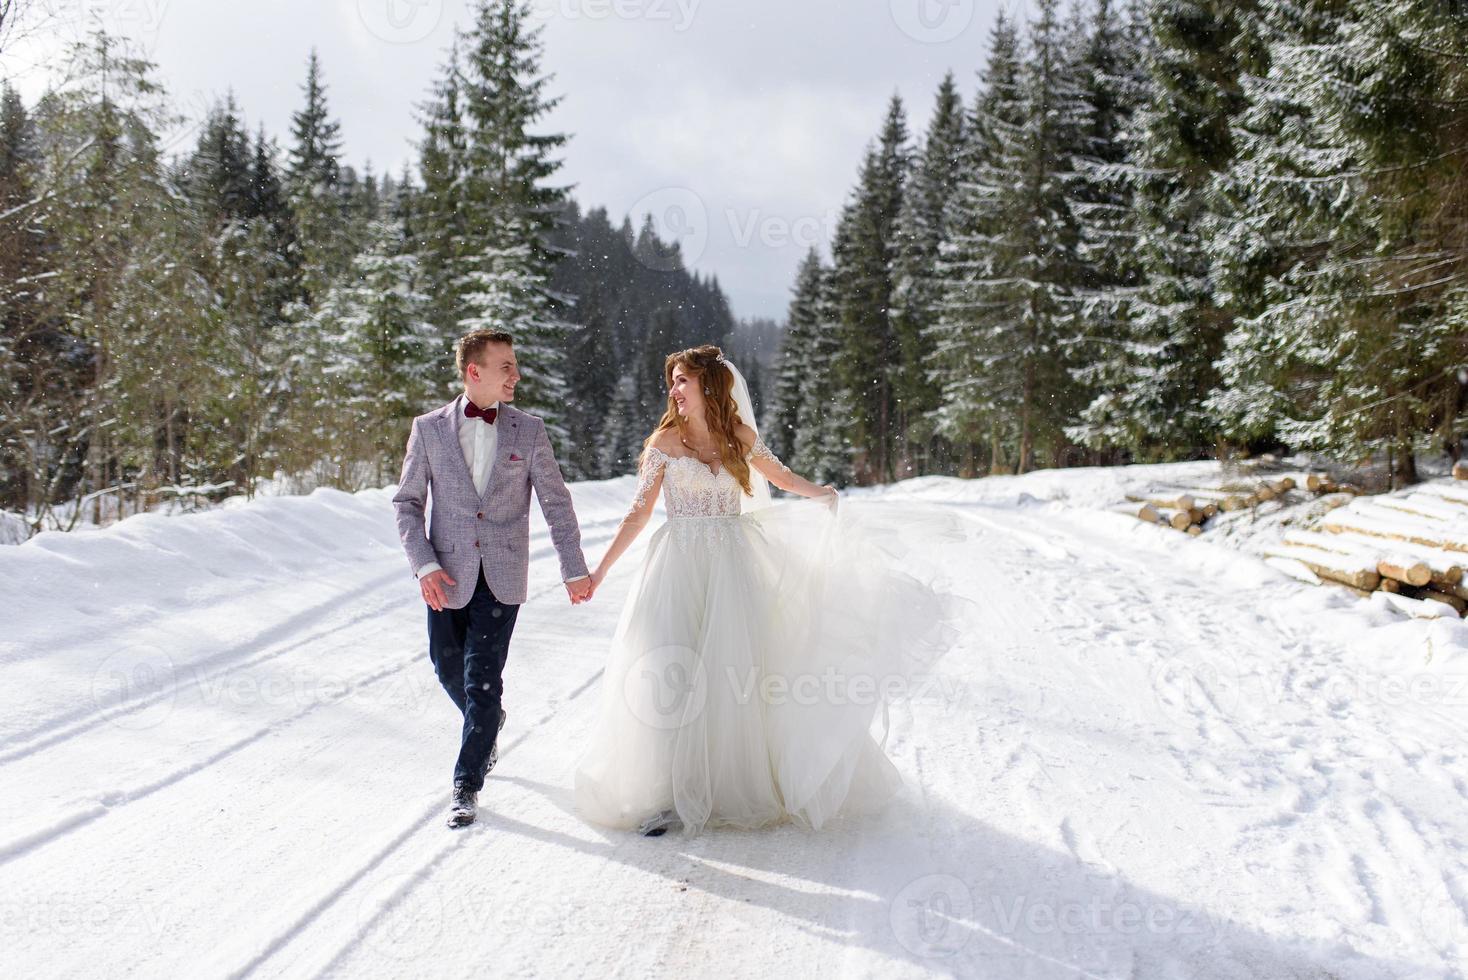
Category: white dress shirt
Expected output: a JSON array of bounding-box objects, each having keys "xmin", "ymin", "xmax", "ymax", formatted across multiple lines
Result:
[
  {"xmin": 464, "ymin": 396, "xmax": 500, "ymax": 497},
  {"xmin": 416, "ymin": 397, "xmax": 588, "ymax": 586}
]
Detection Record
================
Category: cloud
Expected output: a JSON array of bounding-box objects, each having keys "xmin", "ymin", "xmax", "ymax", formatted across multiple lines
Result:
[{"xmin": 5, "ymin": 0, "xmax": 1010, "ymax": 319}]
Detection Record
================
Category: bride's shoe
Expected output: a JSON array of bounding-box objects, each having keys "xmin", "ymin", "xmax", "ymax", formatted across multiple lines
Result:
[{"xmin": 637, "ymin": 809, "xmax": 680, "ymax": 837}]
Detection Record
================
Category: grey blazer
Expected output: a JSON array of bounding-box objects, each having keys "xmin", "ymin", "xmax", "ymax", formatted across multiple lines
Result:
[{"xmin": 392, "ymin": 396, "xmax": 589, "ymax": 607}]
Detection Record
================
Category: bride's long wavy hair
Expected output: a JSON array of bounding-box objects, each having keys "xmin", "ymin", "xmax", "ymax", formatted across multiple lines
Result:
[{"xmin": 644, "ymin": 345, "xmax": 754, "ymax": 495}]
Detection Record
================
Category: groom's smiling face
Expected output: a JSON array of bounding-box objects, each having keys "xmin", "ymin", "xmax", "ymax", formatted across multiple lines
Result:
[{"xmin": 465, "ymin": 342, "xmax": 520, "ymax": 407}]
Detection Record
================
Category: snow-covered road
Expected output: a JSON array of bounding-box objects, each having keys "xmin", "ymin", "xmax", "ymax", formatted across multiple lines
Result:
[{"xmin": 2, "ymin": 473, "xmax": 1465, "ymax": 979}]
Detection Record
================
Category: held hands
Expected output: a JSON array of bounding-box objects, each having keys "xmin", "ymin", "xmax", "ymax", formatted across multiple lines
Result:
[
  {"xmin": 566, "ymin": 577, "xmax": 593, "ymax": 605},
  {"xmin": 420, "ymin": 570, "xmax": 457, "ymax": 612},
  {"xmin": 577, "ymin": 566, "xmax": 608, "ymax": 604}
]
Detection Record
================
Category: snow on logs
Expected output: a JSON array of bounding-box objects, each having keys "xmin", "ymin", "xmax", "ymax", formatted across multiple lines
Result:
[
  {"xmin": 1285, "ymin": 481, "xmax": 1468, "ymax": 617},
  {"xmin": 1126, "ymin": 475, "xmax": 1315, "ymax": 535},
  {"xmin": 1126, "ymin": 493, "xmax": 1216, "ymax": 534},
  {"xmin": 1125, "ymin": 472, "xmax": 1468, "ymax": 618}
]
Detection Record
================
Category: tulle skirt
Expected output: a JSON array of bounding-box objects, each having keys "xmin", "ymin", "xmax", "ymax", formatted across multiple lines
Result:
[{"xmin": 572, "ymin": 495, "xmax": 966, "ymax": 837}]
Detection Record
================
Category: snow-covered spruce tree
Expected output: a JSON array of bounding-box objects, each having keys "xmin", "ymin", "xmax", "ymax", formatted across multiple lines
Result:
[
  {"xmin": 186, "ymin": 104, "xmax": 298, "ymax": 493},
  {"xmin": 286, "ymin": 48, "xmax": 349, "ymax": 307},
  {"xmin": 415, "ymin": 36, "xmax": 468, "ymax": 356},
  {"xmin": 260, "ymin": 50, "xmax": 360, "ymax": 488},
  {"xmin": 1202, "ymin": 1, "xmax": 1343, "ymax": 457},
  {"xmin": 1074, "ymin": 0, "xmax": 1257, "ymax": 461},
  {"xmin": 451, "ymin": 0, "xmax": 575, "ymax": 440},
  {"xmin": 561, "ymin": 303, "xmax": 616, "ymax": 478},
  {"xmin": 35, "ymin": 33, "xmax": 214, "ymax": 515},
  {"xmin": 891, "ymin": 71, "xmax": 965, "ymax": 477},
  {"xmin": 764, "ymin": 247, "xmax": 825, "ymax": 463},
  {"xmin": 598, "ymin": 370, "xmax": 643, "ymax": 478},
  {"xmin": 934, "ymin": 0, "xmax": 1089, "ymax": 475},
  {"xmin": 927, "ymin": 10, "xmax": 1024, "ymax": 476},
  {"xmin": 829, "ymin": 94, "xmax": 909, "ymax": 484},
  {"xmin": 0, "ymin": 81, "xmax": 56, "ymax": 512},
  {"xmin": 1063, "ymin": 0, "xmax": 1152, "ymax": 462},
  {"xmin": 309, "ymin": 177, "xmax": 439, "ymax": 487},
  {"xmin": 793, "ymin": 225, "xmax": 855, "ymax": 486},
  {"xmin": 1208, "ymin": 1, "xmax": 1468, "ymax": 487}
]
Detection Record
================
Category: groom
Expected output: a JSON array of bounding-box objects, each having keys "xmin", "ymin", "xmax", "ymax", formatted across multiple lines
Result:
[{"xmin": 393, "ymin": 329, "xmax": 593, "ymax": 828}]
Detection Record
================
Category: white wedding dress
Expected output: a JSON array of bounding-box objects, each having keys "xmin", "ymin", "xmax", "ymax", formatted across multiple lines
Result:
[{"xmin": 572, "ymin": 437, "xmax": 965, "ymax": 837}]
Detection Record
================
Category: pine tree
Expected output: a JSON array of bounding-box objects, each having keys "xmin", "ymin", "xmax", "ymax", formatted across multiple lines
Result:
[
  {"xmin": 928, "ymin": 10, "xmax": 1023, "ymax": 476},
  {"xmin": 286, "ymin": 49, "xmax": 348, "ymax": 305},
  {"xmin": 1064, "ymin": 0, "xmax": 1151, "ymax": 461},
  {"xmin": 932, "ymin": 0, "xmax": 1090, "ymax": 474},
  {"xmin": 449, "ymin": 0, "xmax": 575, "ymax": 438},
  {"xmin": 891, "ymin": 72, "xmax": 965, "ymax": 477},
  {"xmin": 185, "ymin": 94, "xmax": 252, "ymax": 224},
  {"xmin": 34, "ymin": 32, "xmax": 212, "ymax": 516},
  {"xmin": 793, "ymin": 230, "xmax": 855, "ymax": 486},
  {"xmin": 416, "ymin": 37, "xmax": 467, "ymax": 347},
  {"xmin": 0, "ymin": 81, "xmax": 51, "ymax": 511},
  {"xmin": 561, "ymin": 304, "xmax": 615, "ymax": 477},
  {"xmin": 599, "ymin": 371, "xmax": 643, "ymax": 477},
  {"xmin": 247, "ymin": 127, "xmax": 299, "ymax": 322},
  {"xmin": 829, "ymin": 93, "xmax": 909, "ymax": 484},
  {"xmin": 177, "ymin": 97, "xmax": 297, "ymax": 492},
  {"xmin": 765, "ymin": 247, "xmax": 824, "ymax": 463},
  {"xmin": 1073, "ymin": 0, "xmax": 1259, "ymax": 460},
  {"xmin": 310, "ymin": 177, "xmax": 439, "ymax": 486},
  {"xmin": 1206, "ymin": 0, "xmax": 1468, "ymax": 486}
]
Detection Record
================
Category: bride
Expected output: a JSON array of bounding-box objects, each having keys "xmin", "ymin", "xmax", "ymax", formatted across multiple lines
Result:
[{"xmin": 573, "ymin": 345, "xmax": 962, "ymax": 837}]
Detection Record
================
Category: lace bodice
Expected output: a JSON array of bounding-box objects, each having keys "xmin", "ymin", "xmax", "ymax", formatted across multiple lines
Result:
[{"xmin": 633, "ymin": 438, "xmax": 792, "ymax": 518}]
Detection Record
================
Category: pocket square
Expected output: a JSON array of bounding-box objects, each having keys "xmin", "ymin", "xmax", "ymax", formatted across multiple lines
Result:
[{"xmin": 508, "ymin": 453, "xmax": 524, "ymax": 461}]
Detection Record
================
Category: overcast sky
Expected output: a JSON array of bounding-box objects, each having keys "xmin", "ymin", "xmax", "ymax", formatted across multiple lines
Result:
[{"xmin": 6, "ymin": 0, "xmax": 1013, "ymax": 321}]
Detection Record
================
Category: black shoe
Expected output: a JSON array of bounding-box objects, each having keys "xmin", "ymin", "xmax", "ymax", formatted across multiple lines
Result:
[
  {"xmin": 447, "ymin": 784, "xmax": 478, "ymax": 828},
  {"xmin": 637, "ymin": 809, "xmax": 680, "ymax": 837},
  {"xmin": 485, "ymin": 708, "xmax": 508, "ymax": 776}
]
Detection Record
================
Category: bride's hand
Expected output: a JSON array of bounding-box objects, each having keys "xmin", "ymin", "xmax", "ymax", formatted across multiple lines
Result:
[{"xmin": 821, "ymin": 485, "xmax": 838, "ymax": 512}]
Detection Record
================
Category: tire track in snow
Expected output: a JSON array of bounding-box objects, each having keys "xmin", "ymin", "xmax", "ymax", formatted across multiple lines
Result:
[
  {"xmin": 0, "ymin": 520, "xmax": 627, "ymax": 869},
  {"xmin": 219, "ymin": 530, "xmax": 645, "ymax": 979},
  {"xmin": 0, "ymin": 518, "xmax": 625, "ymax": 765},
  {"xmin": 956, "ymin": 501, "xmax": 1465, "ymax": 962}
]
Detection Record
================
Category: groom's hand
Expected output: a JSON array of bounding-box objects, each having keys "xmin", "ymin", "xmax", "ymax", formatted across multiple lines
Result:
[
  {"xmin": 566, "ymin": 578, "xmax": 592, "ymax": 605},
  {"xmin": 421, "ymin": 570, "xmax": 456, "ymax": 612}
]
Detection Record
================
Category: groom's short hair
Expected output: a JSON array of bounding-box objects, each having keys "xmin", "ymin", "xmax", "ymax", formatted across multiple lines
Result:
[{"xmin": 456, "ymin": 329, "xmax": 515, "ymax": 376}]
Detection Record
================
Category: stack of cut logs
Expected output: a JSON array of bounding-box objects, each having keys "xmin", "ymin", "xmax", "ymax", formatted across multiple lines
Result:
[
  {"xmin": 1263, "ymin": 480, "xmax": 1468, "ymax": 618},
  {"xmin": 1128, "ymin": 492, "xmax": 1218, "ymax": 536},
  {"xmin": 1127, "ymin": 473, "xmax": 1351, "ymax": 536}
]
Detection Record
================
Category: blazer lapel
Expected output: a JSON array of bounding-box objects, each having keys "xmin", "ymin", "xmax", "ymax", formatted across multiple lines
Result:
[{"xmin": 436, "ymin": 396, "xmax": 477, "ymax": 496}]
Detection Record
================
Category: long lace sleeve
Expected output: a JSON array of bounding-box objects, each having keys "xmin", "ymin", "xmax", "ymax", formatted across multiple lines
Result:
[
  {"xmin": 749, "ymin": 435, "xmax": 792, "ymax": 476},
  {"xmin": 632, "ymin": 446, "xmax": 669, "ymax": 511}
]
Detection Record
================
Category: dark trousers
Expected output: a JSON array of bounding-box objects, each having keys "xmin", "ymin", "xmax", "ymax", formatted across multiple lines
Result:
[{"xmin": 426, "ymin": 566, "xmax": 520, "ymax": 792}]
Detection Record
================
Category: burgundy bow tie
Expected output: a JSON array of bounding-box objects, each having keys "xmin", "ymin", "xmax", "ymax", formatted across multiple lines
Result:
[{"xmin": 465, "ymin": 401, "xmax": 497, "ymax": 424}]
